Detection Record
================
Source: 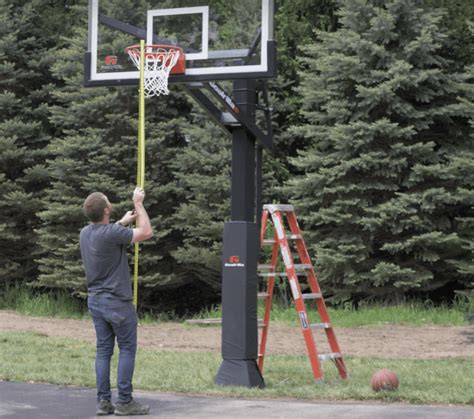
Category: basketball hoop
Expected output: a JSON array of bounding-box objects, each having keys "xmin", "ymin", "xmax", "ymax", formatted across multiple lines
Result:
[{"xmin": 125, "ymin": 44, "xmax": 183, "ymax": 97}]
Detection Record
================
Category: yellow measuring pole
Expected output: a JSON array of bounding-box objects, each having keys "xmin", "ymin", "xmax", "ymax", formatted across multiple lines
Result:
[{"xmin": 133, "ymin": 40, "xmax": 146, "ymax": 308}]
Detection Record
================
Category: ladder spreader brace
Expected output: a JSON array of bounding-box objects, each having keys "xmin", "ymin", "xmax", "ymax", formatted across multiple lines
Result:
[{"xmin": 257, "ymin": 204, "xmax": 348, "ymax": 382}]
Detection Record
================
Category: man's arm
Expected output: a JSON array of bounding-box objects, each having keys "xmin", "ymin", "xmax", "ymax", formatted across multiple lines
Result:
[{"xmin": 130, "ymin": 187, "xmax": 153, "ymax": 243}]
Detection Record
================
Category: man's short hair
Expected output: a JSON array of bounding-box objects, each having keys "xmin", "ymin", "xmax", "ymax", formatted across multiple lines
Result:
[{"xmin": 83, "ymin": 192, "xmax": 108, "ymax": 222}]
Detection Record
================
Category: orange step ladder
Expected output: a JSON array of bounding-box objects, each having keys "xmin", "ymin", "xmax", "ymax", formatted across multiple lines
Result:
[{"xmin": 257, "ymin": 204, "xmax": 347, "ymax": 382}]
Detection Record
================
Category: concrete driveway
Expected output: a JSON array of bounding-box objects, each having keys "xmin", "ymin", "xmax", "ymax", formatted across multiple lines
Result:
[{"xmin": 0, "ymin": 381, "xmax": 473, "ymax": 418}]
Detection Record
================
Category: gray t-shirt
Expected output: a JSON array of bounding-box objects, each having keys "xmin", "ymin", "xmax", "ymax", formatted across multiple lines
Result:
[{"xmin": 80, "ymin": 223, "xmax": 134, "ymax": 301}]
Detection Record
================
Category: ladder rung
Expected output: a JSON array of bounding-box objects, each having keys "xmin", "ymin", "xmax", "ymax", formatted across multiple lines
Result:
[
  {"xmin": 258, "ymin": 264, "xmax": 273, "ymax": 270},
  {"xmin": 294, "ymin": 264, "xmax": 312, "ymax": 271},
  {"xmin": 258, "ymin": 272, "xmax": 287, "ymax": 277},
  {"xmin": 262, "ymin": 235, "xmax": 302, "ymax": 245},
  {"xmin": 302, "ymin": 293, "xmax": 322, "ymax": 299},
  {"xmin": 318, "ymin": 352, "xmax": 342, "ymax": 361},
  {"xmin": 310, "ymin": 323, "xmax": 331, "ymax": 330},
  {"xmin": 289, "ymin": 234, "xmax": 302, "ymax": 240},
  {"xmin": 258, "ymin": 319, "xmax": 266, "ymax": 328},
  {"xmin": 263, "ymin": 204, "xmax": 295, "ymax": 213},
  {"xmin": 257, "ymin": 292, "xmax": 270, "ymax": 298}
]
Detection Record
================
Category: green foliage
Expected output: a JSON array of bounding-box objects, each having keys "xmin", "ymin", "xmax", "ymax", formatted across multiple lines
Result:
[
  {"xmin": 0, "ymin": 283, "xmax": 87, "ymax": 318},
  {"xmin": 0, "ymin": 0, "xmax": 70, "ymax": 286},
  {"xmin": 166, "ymin": 119, "xmax": 230, "ymax": 292},
  {"xmin": 287, "ymin": 0, "xmax": 474, "ymax": 302},
  {"xmin": 423, "ymin": 0, "xmax": 474, "ymax": 69},
  {"xmin": 271, "ymin": 1, "xmax": 340, "ymax": 160}
]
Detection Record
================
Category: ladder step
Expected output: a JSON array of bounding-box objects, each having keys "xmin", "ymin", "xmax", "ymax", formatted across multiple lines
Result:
[
  {"xmin": 302, "ymin": 293, "xmax": 322, "ymax": 299},
  {"xmin": 294, "ymin": 264, "xmax": 312, "ymax": 271},
  {"xmin": 257, "ymin": 292, "xmax": 270, "ymax": 298},
  {"xmin": 310, "ymin": 322, "xmax": 331, "ymax": 330},
  {"xmin": 262, "ymin": 234, "xmax": 302, "ymax": 245},
  {"xmin": 258, "ymin": 272, "xmax": 287, "ymax": 277},
  {"xmin": 318, "ymin": 352, "xmax": 342, "ymax": 361},
  {"xmin": 263, "ymin": 204, "xmax": 294, "ymax": 213},
  {"xmin": 258, "ymin": 264, "xmax": 311, "ymax": 271}
]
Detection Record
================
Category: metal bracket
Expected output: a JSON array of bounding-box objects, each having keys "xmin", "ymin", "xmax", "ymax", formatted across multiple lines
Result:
[
  {"xmin": 205, "ymin": 82, "xmax": 273, "ymax": 152},
  {"xmin": 183, "ymin": 81, "xmax": 274, "ymax": 152}
]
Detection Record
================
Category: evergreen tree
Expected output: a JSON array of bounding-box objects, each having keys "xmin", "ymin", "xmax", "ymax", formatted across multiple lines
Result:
[
  {"xmin": 35, "ymin": 2, "xmax": 195, "ymax": 312},
  {"xmin": 424, "ymin": 0, "xmax": 474, "ymax": 69},
  {"xmin": 450, "ymin": 62, "xmax": 474, "ymax": 279},
  {"xmin": 264, "ymin": 1, "xmax": 342, "ymax": 209},
  {"xmin": 0, "ymin": 0, "xmax": 73, "ymax": 287},
  {"xmin": 165, "ymin": 118, "xmax": 230, "ymax": 296},
  {"xmin": 287, "ymin": 0, "xmax": 473, "ymax": 302}
]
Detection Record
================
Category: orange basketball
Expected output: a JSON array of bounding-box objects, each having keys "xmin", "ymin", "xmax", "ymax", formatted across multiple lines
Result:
[{"xmin": 371, "ymin": 369, "xmax": 399, "ymax": 392}]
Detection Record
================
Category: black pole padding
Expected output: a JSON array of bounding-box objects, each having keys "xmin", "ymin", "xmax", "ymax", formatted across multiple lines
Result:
[
  {"xmin": 255, "ymin": 144, "xmax": 263, "ymax": 240},
  {"xmin": 214, "ymin": 221, "xmax": 264, "ymax": 388}
]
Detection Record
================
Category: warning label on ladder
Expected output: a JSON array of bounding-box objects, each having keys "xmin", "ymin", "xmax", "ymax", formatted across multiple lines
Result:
[
  {"xmin": 289, "ymin": 278, "xmax": 300, "ymax": 299},
  {"xmin": 299, "ymin": 311, "xmax": 309, "ymax": 329}
]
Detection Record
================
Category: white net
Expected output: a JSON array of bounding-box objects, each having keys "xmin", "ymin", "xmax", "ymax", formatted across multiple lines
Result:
[{"xmin": 126, "ymin": 45, "xmax": 181, "ymax": 97}]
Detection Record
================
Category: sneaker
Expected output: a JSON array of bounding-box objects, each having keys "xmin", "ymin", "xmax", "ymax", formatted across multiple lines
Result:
[
  {"xmin": 97, "ymin": 399, "xmax": 115, "ymax": 416},
  {"xmin": 114, "ymin": 398, "xmax": 150, "ymax": 416}
]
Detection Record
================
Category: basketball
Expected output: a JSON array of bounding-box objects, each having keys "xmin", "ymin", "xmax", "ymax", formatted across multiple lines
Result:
[{"xmin": 371, "ymin": 369, "xmax": 399, "ymax": 392}]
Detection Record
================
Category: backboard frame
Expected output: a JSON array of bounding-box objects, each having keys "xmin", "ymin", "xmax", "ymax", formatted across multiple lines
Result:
[{"xmin": 84, "ymin": 0, "xmax": 277, "ymax": 87}]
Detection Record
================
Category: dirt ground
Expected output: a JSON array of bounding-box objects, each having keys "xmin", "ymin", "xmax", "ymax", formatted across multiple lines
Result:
[{"xmin": 1, "ymin": 310, "xmax": 473, "ymax": 359}]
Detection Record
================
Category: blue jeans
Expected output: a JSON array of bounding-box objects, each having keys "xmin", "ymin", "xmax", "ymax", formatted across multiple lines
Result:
[{"xmin": 88, "ymin": 296, "xmax": 137, "ymax": 403}]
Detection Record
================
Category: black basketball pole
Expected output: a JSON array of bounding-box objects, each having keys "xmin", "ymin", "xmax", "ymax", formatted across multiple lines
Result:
[
  {"xmin": 255, "ymin": 143, "xmax": 263, "ymax": 240},
  {"xmin": 214, "ymin": 79, "xmax": 265, "ymax": 388}
]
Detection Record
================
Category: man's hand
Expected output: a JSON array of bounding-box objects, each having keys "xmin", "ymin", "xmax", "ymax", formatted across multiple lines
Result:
[
  {"xmin": 130, "ymin": 187, "xmax": 153, "ymax": 243},
  {"xmin": 117, "ymin": 210, "xmax": 137, "ymax": 226},
  {"xmin": 133, "ymin": 187, "xmax": 145, "ymax": 207}
]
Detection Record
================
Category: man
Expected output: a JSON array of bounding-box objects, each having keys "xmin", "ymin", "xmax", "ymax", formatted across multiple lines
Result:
[{"xmin": 80, "ymin": 187, "xmax": 153, "ymax": 416}]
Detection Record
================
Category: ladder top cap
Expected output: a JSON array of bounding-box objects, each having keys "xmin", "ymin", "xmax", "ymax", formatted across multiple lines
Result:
[{"xmin": 264, "ymin": 204, "xmax": 295, "ymax": 213}]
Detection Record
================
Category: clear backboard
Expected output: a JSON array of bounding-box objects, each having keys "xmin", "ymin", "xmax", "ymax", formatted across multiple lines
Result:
[{"xmin": 85, "ymin": 0, "xmax": 276, "ymax": 86}]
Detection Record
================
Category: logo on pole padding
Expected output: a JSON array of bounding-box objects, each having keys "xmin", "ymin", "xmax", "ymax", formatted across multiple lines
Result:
[{"xmin": 224, "ymin": 255, "xmax": 245, "ymax": 267}]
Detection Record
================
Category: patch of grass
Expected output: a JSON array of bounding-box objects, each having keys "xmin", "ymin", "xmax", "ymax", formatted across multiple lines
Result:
[
  {"xmin": 327, "ymin": 301, "xmax": 466, "ymax": 327},
  {"xmin": 189, "ymin": 300, "xmax": 467, "ymax": 327},
  {"xmin": 1, "ymin": 284, "xmax": 468, "ymax": 327},
  {"xmin": 138, "ymin": 311, "xmax": 182, "ymax": 324},
  {"xmin": 0, "ymin": 283, "xmax": 87, "ymax": 319},
  {"xmin": 1, "ymin": 331, "xmax": 473, "ymax": 405}
]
